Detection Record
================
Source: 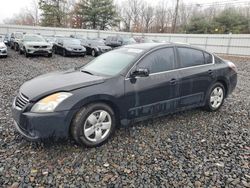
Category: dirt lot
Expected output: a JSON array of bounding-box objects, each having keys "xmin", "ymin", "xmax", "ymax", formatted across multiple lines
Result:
[{"xmin": 0, "ymin": 49, "xmax": 249, "ymax": 187}]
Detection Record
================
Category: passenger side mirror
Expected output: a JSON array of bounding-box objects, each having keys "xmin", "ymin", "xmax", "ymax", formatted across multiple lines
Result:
[{"xmin": 130, "ymin": 68, "xmax": 149, "ymax": 78}]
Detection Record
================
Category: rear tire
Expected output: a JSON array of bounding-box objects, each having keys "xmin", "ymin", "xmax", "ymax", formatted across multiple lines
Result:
[
  {"xmin": 71, "ymin": 103, "xmax": 116, "ymax": 147},
  {"xmin": 14, "ymin": 43, "xmax": 19, "ymax": 51},
  {"xmin": 204, "ymin": 82, "xmax": 225, "ymax": 111}
]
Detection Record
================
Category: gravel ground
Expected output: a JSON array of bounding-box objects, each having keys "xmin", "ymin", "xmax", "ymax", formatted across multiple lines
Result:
[{"xmin": 0, "ymin": 49, "xmax": 249, "ymax": 187}]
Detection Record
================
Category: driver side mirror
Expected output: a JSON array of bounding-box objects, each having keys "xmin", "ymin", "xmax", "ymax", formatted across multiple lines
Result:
[{"xmin": 130, "ymin": 68, "xmax": 149, "ymax": 78}]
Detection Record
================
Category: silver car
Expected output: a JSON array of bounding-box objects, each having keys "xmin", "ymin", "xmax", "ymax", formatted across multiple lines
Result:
[
  {"xmin": 19, "ymin": 34, "xmax": 53, "ymax": 57},
  {"xmin": 0, "ymin": 37, "xmax": 7, "ymax": 57}
]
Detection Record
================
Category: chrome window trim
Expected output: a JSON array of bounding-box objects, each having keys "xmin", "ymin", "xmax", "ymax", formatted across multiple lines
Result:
[{"xmin": 125, "ymin": 47, "xmax": 215, "ymax": 80}]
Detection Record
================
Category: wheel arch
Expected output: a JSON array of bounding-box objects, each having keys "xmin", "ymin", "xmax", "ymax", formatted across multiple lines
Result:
[
  {"xmin": 68, "ymin": 95, "xmax": 121, "ymax": 136},
  {"xmin": 216, "ymin": 78, "xmax": 229, "ymax": 97}
]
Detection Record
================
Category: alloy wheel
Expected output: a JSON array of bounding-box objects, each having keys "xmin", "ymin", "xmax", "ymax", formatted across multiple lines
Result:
[
  {"xmin": 210, "ymin": 86, "xmax": 224, "ymax": 109},
  {"xmin": 91, "ymin": 49, "xmax": 96, "ymax": 57},
  {"xmin": 83, "ymin": 110, "xmax": 112, "ymax": 143}
]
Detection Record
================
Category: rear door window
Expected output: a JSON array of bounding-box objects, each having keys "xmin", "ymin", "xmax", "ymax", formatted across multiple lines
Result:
[
  {"xmin": 138, "ymin": 47, "xmax": 175, "ymax": 74},
  {"xmin": 178, "ymin": 47, "xmax": 205, "ymax": 68}
]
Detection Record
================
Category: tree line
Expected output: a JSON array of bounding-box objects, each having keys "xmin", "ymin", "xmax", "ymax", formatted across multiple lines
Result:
[{"xmin": 3, "ymin": 0, "xmax": 250, "ymax": 34}]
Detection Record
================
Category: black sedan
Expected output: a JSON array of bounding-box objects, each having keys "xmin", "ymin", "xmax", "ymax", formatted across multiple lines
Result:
[
  {"xmin": 12, "ymin": 43, "xmax": 237, "ymax": 147},
  {"xmin": 82, "ymin": 39, "xmax": 112, "ymax": 57},
  {"xmin": 53, "ymin": 38, "xmax": 86, "ymax": 57}
]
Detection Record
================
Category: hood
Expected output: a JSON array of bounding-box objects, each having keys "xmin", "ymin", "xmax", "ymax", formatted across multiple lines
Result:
[
  {"xmin": 0, "ymin": 42, "xmax": 6, "ymax": 48},
  {"xmin": 24, "ymin": 41, "xmax": 50, "ymax": 46},
  {"xmin": 20, "ymin": 70, "xmax": 105, "ymax": 101}
]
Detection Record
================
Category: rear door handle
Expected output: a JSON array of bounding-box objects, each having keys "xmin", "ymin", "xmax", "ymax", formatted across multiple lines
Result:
[
  {"xmin": 208, "ymin": 69, "xmax": 213, "ymax": 75},
  {"xmin": 170, "ymin": 78, "xmax": 177, "ymax": 85}
]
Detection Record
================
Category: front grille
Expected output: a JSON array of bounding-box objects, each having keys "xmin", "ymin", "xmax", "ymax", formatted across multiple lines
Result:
[
  {"xmin": 33, "ymin": 46, "xmax": 47, "ymax": 49},
  {"xmin": 15, "ymin": 93, "xmax": 29, "ymax": 109},
  {"xmin": 73, "ymin": 48, "xmax": 82, "ymax": 51}
]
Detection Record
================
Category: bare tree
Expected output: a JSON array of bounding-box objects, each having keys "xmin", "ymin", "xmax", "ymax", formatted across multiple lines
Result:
[
  {"xmin": 128, "ymin": 0, "xmax": 143, "ymax": 32},
  {"xmin": 30, "ymin": 0, "xmax": 40, "ymax": 25},
  {"xmin": 3, "ymin": 8, "xmax": 36, "ymax": 25},
  {"xmin": 120, "ymin": 1, "xmax": 133, "ymax": 31},
  {"xmin": 141, "ymin": 4, "xmax": 155, "ymax": 33},
  {"xmin": 172, "ymin": 0, "xmax": 180, "ymax": 33},
  {"xmin": 153, "ymin": 0, "xmax": 169, "ymax": 33}
]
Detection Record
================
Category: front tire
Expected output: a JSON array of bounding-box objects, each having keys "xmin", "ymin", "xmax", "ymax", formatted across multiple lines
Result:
[
  {"xmin": 71, "ymin": 103, "xmax": 116, "ymax": 147},
  {"xmin": 91, "ymin": 49, "xmax": 97, "ymax": 57},
  {"xmin": 204, "ymin": 82, "xmax": 225, "ymax": 111},
  {"xmin": 24, "ymin": 48, "xmax": 29, "ymax": 57},
  {"xmin": 19, "ymin": 48, "xmax": 24, "ymax": 54},
  {"xmin": 62, "ymin": 49, "xmax": 67, "ymax": 57}
]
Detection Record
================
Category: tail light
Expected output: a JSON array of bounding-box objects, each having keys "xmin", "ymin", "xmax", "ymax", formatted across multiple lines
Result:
[{"xmin": 227, "ymin": 61, "xmax": 237, "ymax": 72}]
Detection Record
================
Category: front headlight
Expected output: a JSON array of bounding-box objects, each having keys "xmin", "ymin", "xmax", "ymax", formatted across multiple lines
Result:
[
  {"xmin": 66, "ymin": 47, "xmax": 72, "ymax": 51},
  {"xmin": 31, "ymin": 92, "xmax": 72, "ymax": 113}
]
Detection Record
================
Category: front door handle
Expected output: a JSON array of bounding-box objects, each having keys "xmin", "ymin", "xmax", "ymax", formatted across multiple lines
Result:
[{"xmin": 170, "ymin": 78, "xmax": 177, "ymax": 85}]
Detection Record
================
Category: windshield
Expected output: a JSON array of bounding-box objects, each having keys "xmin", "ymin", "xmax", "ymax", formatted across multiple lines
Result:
[
  {"xmin": 91, "ymin": 40, "xmax": 105, "ymax": 46},
  {"xmin": 24, "ymin": 35, "xmax": 45, "ymax": 42},
  {"xmin": 45, "ymin": 37, "xmax": 56, "ymax": 42},
  {"xmin": 63, "ymin": 38, "xmax": 81, "ymax": 45},
  {"xmin": 81, "ymin": 48, "xmax": 144, "ymax": 76},
  {"xmin": 123, "ymin": 38, "xmax": 136, "ymax": 45}
]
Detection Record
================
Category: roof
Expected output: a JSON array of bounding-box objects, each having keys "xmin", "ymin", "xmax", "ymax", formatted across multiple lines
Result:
[
  {"xmin": 124, "ymin": 43, "xmax": 171, "ymax": 50},
  {"xmin": 124, "ymin": 42, "xmax": 205, "ymax": 52}
]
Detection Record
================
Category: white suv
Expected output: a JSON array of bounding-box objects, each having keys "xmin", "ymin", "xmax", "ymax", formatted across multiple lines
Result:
[{"xmin": 19, "ymin": 34, "xmax": 53, "ymax": 57}]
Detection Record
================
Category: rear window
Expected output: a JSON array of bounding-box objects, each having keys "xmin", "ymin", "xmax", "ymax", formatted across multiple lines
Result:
[
  {"xmin": 214, "ymin": 56, "xmax": 223, "ymax": 64},
  {"xmin": 15, "ymin": 33, "xmax": 23, "ymax": 39},
  {"xmin": 204, "ymin": 52, "xmax": 213, "ymax": 64},
  {"xmin": 178, "ymin": 47, "xmax": 205, "ymax": 68}
]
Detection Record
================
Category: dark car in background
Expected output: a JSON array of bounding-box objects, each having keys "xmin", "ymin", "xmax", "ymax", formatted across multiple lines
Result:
[
  {"xmin": 82, "ymin": 38, "xmax": 112, "ymax": 57},
  {"xmin": 3, "ymin": 33, "xmax": 11, "ymax": 46},
  {"xmin": 53, "ymin": 38, "xmax": 86, "ymax": 57},
  {"xmin": 12, "ymin": 43, "xmax": 237, "ymax": 147},
  {"xmin": 10, "ymin": 32, "xmax": 24, "ymax": 51},
  {"xmin": 43, "ymin": 35, "xmax": 57, "ymax": 46},
  {"xmin": 105, "ymin": 36, "xmax": 137, "ymax": 48}
]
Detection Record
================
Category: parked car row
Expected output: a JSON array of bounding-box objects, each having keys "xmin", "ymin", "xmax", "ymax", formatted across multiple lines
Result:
[{"xmin": 2, "ymin": 32, "xmax": 166, "ymax": 58}]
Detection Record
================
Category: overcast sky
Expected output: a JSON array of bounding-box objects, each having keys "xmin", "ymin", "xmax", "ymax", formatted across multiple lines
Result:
[{"xmin": 0, "ymin": 0, "xmax": 245, "ymax": 24}]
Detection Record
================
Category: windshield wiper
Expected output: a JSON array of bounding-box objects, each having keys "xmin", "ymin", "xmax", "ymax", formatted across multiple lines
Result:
[{"xmin": 81, "ymin": 70, "xmax": 94, "ymax": 75}]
